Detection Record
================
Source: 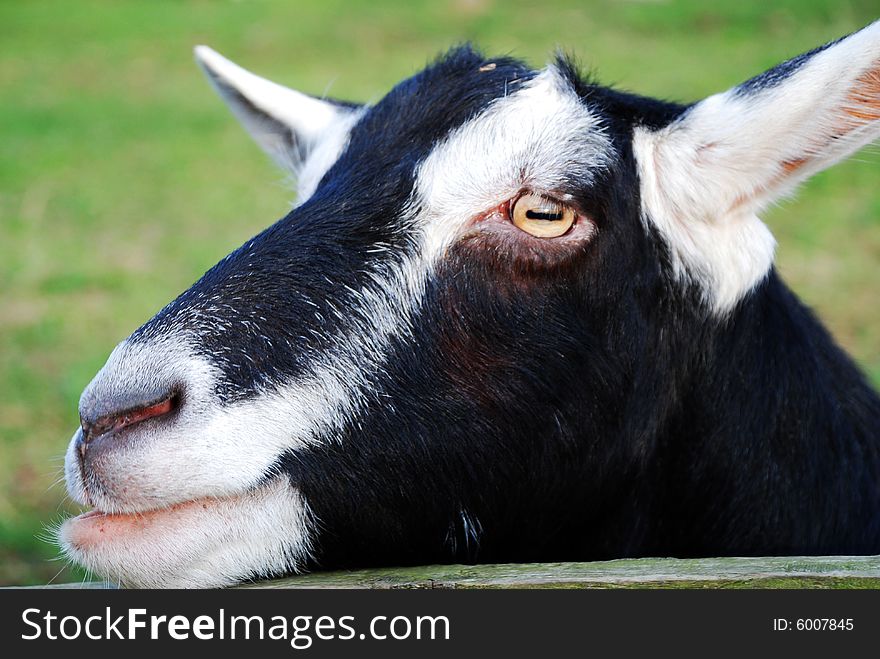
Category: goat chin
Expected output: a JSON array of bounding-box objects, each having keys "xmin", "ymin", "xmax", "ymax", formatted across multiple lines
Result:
[{"xmin": 58, "ymin": 478, "xmax": 313, "ymax": 588}]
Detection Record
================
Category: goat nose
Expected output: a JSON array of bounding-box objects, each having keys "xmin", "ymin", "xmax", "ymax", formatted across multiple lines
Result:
[{"xmin": 79, "ymin": 386, "xmax": 181, "ymax": 446}]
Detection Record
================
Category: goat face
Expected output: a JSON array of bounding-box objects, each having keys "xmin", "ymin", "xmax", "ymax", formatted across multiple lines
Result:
[{"xmin": 60, "ymin": 24, "xmax": 880, "ymax": 587}]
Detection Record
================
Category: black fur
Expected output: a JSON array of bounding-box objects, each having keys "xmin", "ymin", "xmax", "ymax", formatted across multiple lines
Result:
[{"xmin": 735, "ymin": 33, "xmax": 847, "ymax": 96}]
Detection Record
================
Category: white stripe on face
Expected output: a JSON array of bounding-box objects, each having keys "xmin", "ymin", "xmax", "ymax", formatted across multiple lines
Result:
[{"xmin": 414, "ymin": 67, "xmax": 613, "ymax": 261}]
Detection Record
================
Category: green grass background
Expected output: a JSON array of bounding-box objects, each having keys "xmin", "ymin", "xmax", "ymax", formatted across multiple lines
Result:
[{"xmin": 1, "ymin": 0, "xmax": 878, "ymax": 585}]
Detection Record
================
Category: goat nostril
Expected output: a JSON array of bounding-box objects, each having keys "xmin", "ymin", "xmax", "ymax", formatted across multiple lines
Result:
[{"xmin": 80, "ymin": 392, "xmax": 180, "ymax": 443}]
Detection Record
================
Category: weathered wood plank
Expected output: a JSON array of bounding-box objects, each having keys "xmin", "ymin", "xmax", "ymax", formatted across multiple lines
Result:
[
  {"xmin": 11, "ymin": 555, "xmax": 880, "ymax": 589},
  {"xmin": 240, "ymin": 555, "xmax": 880, "ymax": 589}
]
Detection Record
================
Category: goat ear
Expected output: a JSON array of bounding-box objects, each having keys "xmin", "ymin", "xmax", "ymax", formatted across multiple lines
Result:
[
  {"xmin": 634, "ymin": 21, "xmax": 880, "ymax": 313},
  {"xmin": 639, "ymin": 21, "xmax": 880, "ymax": 223},
  {"xmin": 194, "ymin": 46, "xmax": 359, "ymax": 175}
]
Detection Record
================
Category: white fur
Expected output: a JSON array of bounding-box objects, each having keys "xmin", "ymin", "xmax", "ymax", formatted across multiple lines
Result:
[
  {"xmin": 633, "ymin": 131, "xmax": 778, "ymax": 313},
  {"xmin": 294, "ymin": 107, "xmax": 364, "ymax": 203},
  {"xmin": 634, "ymin": 20, "xmax": 880, "ymax": 313},
  {"xmin": 59, "ymin": 478, "xmax": 311, "ymax": 588}
]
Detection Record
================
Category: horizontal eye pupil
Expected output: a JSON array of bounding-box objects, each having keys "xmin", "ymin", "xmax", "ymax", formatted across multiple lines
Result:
[
  {"xmin": 525, "ymin": 209, "xmax": 564, "ymax": 221},
  {"xmin": 511, "ymin": 193, "xmax": 576, "ymax": 238}
]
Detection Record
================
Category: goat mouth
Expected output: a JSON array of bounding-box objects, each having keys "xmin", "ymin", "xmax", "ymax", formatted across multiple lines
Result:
[{"xmin": 57, "ymin": 478, "xmax": 302, "ymax": 588}]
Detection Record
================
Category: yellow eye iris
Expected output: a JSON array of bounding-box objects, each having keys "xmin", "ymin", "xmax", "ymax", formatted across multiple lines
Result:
[{"xmin": 511, "ymin": 193, "xmax": 576, "ymax": 238}]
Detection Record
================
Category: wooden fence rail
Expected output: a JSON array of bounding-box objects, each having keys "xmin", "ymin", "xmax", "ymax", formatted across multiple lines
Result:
[{"xmin": 12, "ymin": 555, "xmax": 880, "ymax": 589}]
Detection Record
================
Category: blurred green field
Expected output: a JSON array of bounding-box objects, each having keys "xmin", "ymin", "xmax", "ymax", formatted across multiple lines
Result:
[{"xmin": 1, "ymin": 0, "xmax": 878, "ymax": 585}]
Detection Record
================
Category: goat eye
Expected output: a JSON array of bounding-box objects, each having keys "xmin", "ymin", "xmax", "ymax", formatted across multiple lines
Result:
[{"xmin": 511, "ymin": 193, "xmax": 576, "ymax": 238}]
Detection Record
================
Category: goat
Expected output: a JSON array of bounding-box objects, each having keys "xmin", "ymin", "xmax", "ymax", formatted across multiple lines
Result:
[{"xmin": 58, "ymin": 23, "xmax": 880, "ymax": 587}]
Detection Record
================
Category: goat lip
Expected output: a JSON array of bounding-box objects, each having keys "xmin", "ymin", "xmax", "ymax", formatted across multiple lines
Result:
[
  {"xmin": 76, "ymin": 509, "xmax": 107, "ymax": 521},
  {"xmin": 62, "ymin": 496, "xmax": 229, "ymax": 550},
  {"xmin": 71, "ymin": 496, "xmax": 214, "ymax": 523}
]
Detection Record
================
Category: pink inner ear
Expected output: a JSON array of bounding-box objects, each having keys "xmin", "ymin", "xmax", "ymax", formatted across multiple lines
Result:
[{"xmin": 839, "ymin": 61, "xmax": 880, "ymax": 132}]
